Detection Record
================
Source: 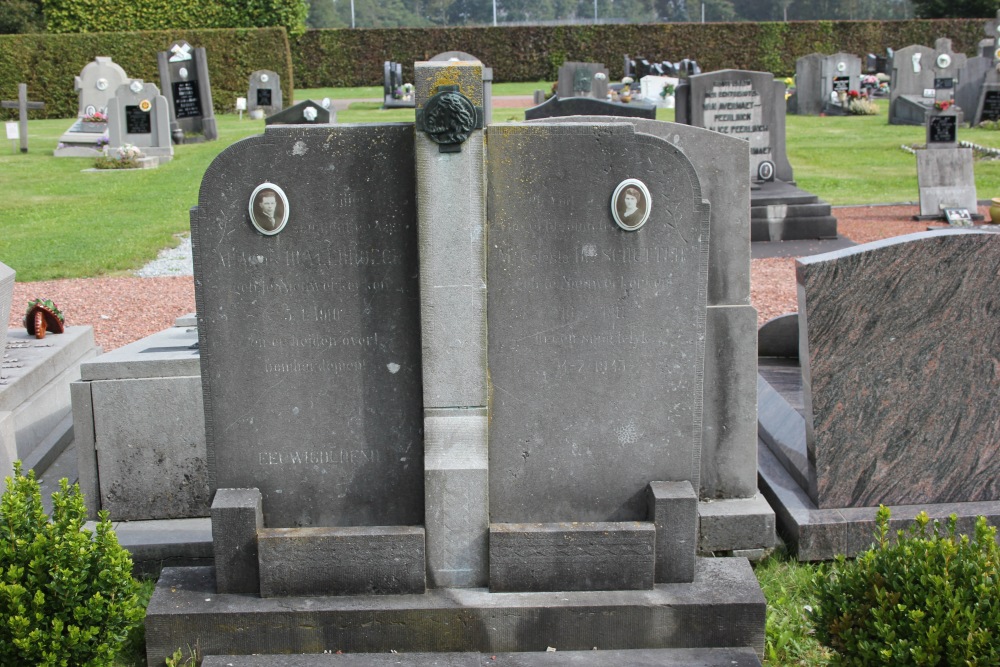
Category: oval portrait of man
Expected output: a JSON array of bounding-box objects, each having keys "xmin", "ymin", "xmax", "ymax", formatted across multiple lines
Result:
[
  {"xmin": 249, "ymin": 182, "xmax": 289, "ymax": 236},
  {"xmin": 611, "ymin": 179, "xmax": 652, "ymax": 231}
]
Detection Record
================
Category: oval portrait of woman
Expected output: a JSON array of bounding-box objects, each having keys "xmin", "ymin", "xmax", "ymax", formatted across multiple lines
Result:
[
  {"xmin": 249, "ymin": 182, "xmax": 289, "ymax": 236},
  {"xmin": 611, "ymin": 179, "xmax": 651, "ymax": 231}
]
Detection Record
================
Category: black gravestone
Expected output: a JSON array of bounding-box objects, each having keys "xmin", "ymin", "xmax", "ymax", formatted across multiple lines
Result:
[
  {"xmin": 929, "ymin": 115, "xmax": 957, "ymax": 143},
  {"xmin": 125, "ymin": 106, "xmax": 152, "ymax": 134},
  {"xmin": 172, "ymin": 80, "xmax": 202, "ymax": 119},
  {"xmin": 192, "ymin": 124, "xmax": 422, "ymax": 528},
  {"xmin": 487, "ymin": 123, "xmax": 710, "ymax": 523},
  {"xmin": 934, "ymin": 78, "xmax": 955, "ymax": 90},
  {"xmin": 982, "ymin": 90, "xmax": 1000, "ymax": 122},
  {"xmin": 256, "ymin": 89, "xmax": 272, "ymax": 107}
]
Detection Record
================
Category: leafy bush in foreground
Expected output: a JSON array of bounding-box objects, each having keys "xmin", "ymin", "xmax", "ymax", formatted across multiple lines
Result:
[
  {"xmin": 0, "ymin": 462, "xmax": 144, "ymax": 666},
  {"xmin": 812, "ymin": 505, "xmax": 1000, "ymax": 666}
]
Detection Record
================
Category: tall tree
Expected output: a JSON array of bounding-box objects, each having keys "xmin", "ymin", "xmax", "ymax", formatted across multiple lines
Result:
[{"xmin": 0, "ymin": 0, "xmax": 44, "ymax": 33}]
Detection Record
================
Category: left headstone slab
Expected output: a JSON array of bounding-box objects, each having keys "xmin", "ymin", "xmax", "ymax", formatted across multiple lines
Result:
[{"xmin": 192, "ymin": 124, "xmax": 423, "ymax": 529}]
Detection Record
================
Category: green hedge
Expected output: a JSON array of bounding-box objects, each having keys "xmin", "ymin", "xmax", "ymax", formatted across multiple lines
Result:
[
  {"xmin": 291, "ymin": 19, "xmax": 988, "ymax": 87},
  {"xmin": 0, "ymin": 27, "xmax": 293, "ymax": 120}
]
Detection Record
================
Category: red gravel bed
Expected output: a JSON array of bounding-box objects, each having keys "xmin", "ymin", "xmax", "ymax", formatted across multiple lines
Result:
[{"xmin": 7, "ymin": 204, "xmax": 994, "ymax": 351}]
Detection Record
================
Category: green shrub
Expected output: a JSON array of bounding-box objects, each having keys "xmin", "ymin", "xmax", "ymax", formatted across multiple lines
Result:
[
  {"xmin": 0, "ymin": 462, "xmax": 144, "ymax": 666},
  {"xmin": 812, "ymin": 505, "xmax": 1000, "ymax": 665}
]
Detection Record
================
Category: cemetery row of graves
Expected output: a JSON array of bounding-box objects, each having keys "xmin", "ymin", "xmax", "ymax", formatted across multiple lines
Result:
[{"xmin": 3, "ymin": 17, "xmax": 1000, "ymax": 667}]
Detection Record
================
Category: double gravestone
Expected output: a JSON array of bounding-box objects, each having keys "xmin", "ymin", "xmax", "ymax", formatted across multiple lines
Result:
[
  {"xmin": 759, "ymin": 230, "xmax": 1000, "ymax": 560},
  {"xmin": 789, "ymin": 52, "xmax": 862, "ymax": 116},
  {"xmin": 54, "ymin": 56, "xmax": 129, "ymax": 157},
  {"xmin": 145, "ymin": 61, "xmax": 768, "ymax": 664},
  {"xmin": 676, "ymin": 69, "xmax": 836, "ymax": 241},
  {"xmin": 157, "ymin": 40, "xmax": 218, "ymax": 143},
  {"xmin": 890, "ymin": 38, "xmax": 967, "ymax": 126},
  {"xmin": 972, "ymin": 11, "xmax": 1000, "ymax": 125}
]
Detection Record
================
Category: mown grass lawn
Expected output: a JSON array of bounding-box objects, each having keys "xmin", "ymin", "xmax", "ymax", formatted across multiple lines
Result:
[{"xmin": 3, "ymin": 90, "xmax": 999, "ymax": 282}]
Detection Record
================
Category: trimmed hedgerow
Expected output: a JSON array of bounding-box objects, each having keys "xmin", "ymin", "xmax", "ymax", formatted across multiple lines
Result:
[
  {"xmin": 0, "ymin": 462, "xmax": 144, "ymax": 666},
  {"xmin": 812, "ymin": 506, "xmax": 1000, "ymax": 666}
]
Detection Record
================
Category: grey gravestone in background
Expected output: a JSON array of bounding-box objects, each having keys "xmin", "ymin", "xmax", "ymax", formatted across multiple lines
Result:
[
  {"xmin": 799, "ymin": 230, "xmax": 1000, "ymax": 508},
  {"xmin": 192, "ymin": 124, "xmax": 423, "ymax": 528},
  {"xmin": 0, "ymin": 261, "xmax": 13, "ymax": 356},
  {"xmin": 791, "ymin": 53, "xmax": 862, "ymax": 115},
  {"xmin": 678, "ymin": 69, "xmax": 793, "ymax": 183},
  {"xmin": 263, "ymin": 99, "xmax": 333, "ymax": 125},
  {"xmin": 248, "ymin": 70, "xmax": 282, "ymax": 117},
  {"xmin": 556, "ymin": 62, "xmax": 610, "ymax": 100},
  {"xmin": 55, "ymin": 57, "xmax": 130, "ymax": 157},
  {"xmin": 487, "ymin": 123, "xmax": 710, "ymax": 522},
  {"xmin": 973, "ymin": 12, "xmax": 1000, "ymax": 125},
  {"xmin": 916, "ymin": 144, "xmax": 977, "ymax": 215},
  {"xmin": 889, "ymin": 44, "xmax": 935, "ymax": 125},
  {"xmin": 107, "ymin": 80, "xmax": 173, "ymax": 161},
  {"xmin": 157, "ymin": 40, "xmax": 218, "ymax": 141}
]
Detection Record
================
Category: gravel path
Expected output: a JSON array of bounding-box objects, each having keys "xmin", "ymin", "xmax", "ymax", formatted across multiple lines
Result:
[{"xmin": 7, "ymin": 204, "xmax": 992, "ymax": 352}]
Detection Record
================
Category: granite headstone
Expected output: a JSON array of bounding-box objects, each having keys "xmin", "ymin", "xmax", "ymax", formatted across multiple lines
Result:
[
  {"xmin": 54, "ymin": 57, "xmax": 130, "ymax": 157},
  {"xmin": 790, "ymin": 52, "xmax": 862, "ymax": 115},
  {"xmin": 157, "ymin": 40, "xmax": 218, "ymax": 142},
  {"xmin": 106, "ymin": 80, "xmax": 173, "ymax": 162},
  {"xmin": 191, "ymin": 123, "xmax": 422, "ymax": 528},
  {"xmin": 798, "ymin": 230, "xmax": 1000, "ymax": 508},
  {"xmin": 263, "ymin": 99, "xmax": 333, "ymax": 125},
  {"xmin": 382, "ymin": 61, "xmax": 413, "ymax": 109},
  {"xmin": 524, "ymin": 95, "xmax": 656, "ymax": 120},
  {"xmin": 428, "ymin": 51, "xmax": 494, "ymax": 123},
  {"xmin": 973, "ymin": 11, "xmax": 1000, "ymax": 125},
  {"xmin": 248, "ymin": 70, "xmax": 282, "ymax": 117},
  {"xmin": 486, "ymin": 122, "xmax": 710, "ymax": 523},
  {"xmin": 916, "ymin": 143, "xmax": 977, "ymax": 215},
  {"xmin": 556, "ymin": 62, "xmax": 610, "ymax": 100}
]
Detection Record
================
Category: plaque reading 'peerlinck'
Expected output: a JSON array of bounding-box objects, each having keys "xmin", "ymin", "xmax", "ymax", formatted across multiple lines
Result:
[
  {"xmin": 487, "ymin": 123, "xmax": 710, "ymax": 523},
  {"xmin": 192, "ymin": 124, "xmax": 423, "ymax": 528}
]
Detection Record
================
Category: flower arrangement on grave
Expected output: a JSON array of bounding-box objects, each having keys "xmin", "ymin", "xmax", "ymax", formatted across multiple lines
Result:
[
  {"xmin": 402, "ymin": 83, "xmax": 414, "ymax": 100},
  {"xmin": 392, "ymin": 86, "xmax": 403, "ymax": 100},
  {"xmin": 94, "ymin": 142, "xmax": 144, "ymax": 170},
  {"xmin": 620, "ymin": 76, "xmax": 634, "ymax": 103},
  {"xmin": 24, "ymin": 298, "xmax": 65, "ymax": 339},
  {"xmin": 848, "ymin": 97, "xmax": 879, "ymax": 115},
  {"xmin": 81, "ymin": 111, "xmax": 107, "ymax": 123},
  {"xmin": 95, "ymin": 132, "xmax": 109, "ymax": 149},
  {"xmin": 847, "ymin": 90, "xmax": 860, "ymax": 101},
  {"xmin": 659, "ymin": 83, "xmax": 676, "ymax": 99},
  {"xmin": 934, "ymin": 100, "xmax": 952, "ymax": 112}
]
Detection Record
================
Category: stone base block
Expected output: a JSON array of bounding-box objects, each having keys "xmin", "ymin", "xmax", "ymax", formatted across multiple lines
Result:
[
  {"xmin": 202, "ymin": 647, "xmax": 763, "ymax": 666},
  {"xmin": 648, "ymin": 482, "xmax": 697, "ymax": 584},
  {"xmin": 2, "ymin": 326, "xmax": 98, "ymax": 477},
  {"xmin": 749, "ymin": 181, "xmax": 837, "ymax": 242},
  {"xmin": 258, "ymin": 526, "xmax": 426, "ymax": 597},
  {"xmin": 145, "ymin": 558, "xmax": 765, "ymax": 665},
  {"xmin": 489, "ymin": 522, "xmax": 655, "ymax": 592},
  {"xmin": 697, "ymin": 496, "xmax": 775, "ymax": 554},
  {"xmin": 106, "ymin": 517, "xmax": 213, "ymax": 578}
]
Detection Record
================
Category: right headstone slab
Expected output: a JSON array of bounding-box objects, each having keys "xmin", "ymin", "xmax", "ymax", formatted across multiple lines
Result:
[
  {"xmin": 799, "ymin": 230, "xmax": 1000, "ymax": 509},
  {"xmin": 487, "ymin": 123, "xmax": 710, "ymax": 523}
]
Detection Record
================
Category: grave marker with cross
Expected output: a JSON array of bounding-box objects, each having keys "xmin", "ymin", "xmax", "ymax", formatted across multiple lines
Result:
[
  {"xmin": 1, "ymin": 84, "xmax": 44, "ymax": 153},
  {"xmin": 931, "ymin": 38, "xmax": 967, "ymax": 110}
]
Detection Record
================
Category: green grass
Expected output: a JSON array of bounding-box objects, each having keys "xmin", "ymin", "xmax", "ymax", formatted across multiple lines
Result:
[
  {"xmin": 3, "ymin": 93, "xmax": 999, "ymax": 281},
  {"xmin": 755, "ymin": 550, "xmax": 832, "ymax": 666}
]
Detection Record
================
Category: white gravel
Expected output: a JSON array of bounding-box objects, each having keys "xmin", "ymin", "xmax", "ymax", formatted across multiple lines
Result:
[{"xmin": 134, "ymin": 234, "xmax": 193, "ymax": 277}]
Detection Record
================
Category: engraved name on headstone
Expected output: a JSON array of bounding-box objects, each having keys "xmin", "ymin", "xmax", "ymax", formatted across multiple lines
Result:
[{"xmin": 192, "ymin": 124, "xmax": 422, "ymax": 528}]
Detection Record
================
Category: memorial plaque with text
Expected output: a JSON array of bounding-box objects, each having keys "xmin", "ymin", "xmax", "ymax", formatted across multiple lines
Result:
[
  {"xmin": 487, "ymin": 123, "xmax": 710, "ymax": 523},
  {"xmin": 833, "ymin": 77, "xmax": 849, "ymax": 92},
  {"xmin": 982, "ymin": 90, "xmax": 1000, "ymax": 122},
  {"xmin": 172, "ymin": 80, "xmax": 202, "ymax": 119},
  {"xmin": 929, "ymin": 115, "xmax": 957, "ymax": 144},
  {"xmin": 125, "ymin": 106, "xmax": 152, "ymax": 134},
  {"xmin": 934, "ymin": 77, "xmax": 954, "ymax": 90},
  {"xmin": 192, "ymin": 124, "xmax": 423, "ymax": 528},
  {"xmin": 257, "ymin": 89, "xmax": 272, "ymax": 107}
]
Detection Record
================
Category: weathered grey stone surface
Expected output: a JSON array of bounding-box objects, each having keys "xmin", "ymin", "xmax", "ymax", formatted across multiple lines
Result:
[
  {"xmin": 799, "ymin": 230, "xmax": 1000, "ymax": 508},
  {"xmin": 423, "ymin": 408, "xmax": 488, "ymax": 588},
  {"xmin": 792, "ymin": 53, "xmax": 862, "ymax": 116},
  {"xmin": 90, "ymin": 376, "xmax": 207, "ymax": 520},
  {"xmin": 957, "ymin": 55, "xmax": 992, "ymax": 124},
  {"xmin": 0, "ymin": 261, "xmax": 12, "ymax": 355},
  {"xmin": 648, "ymin": 482, "xmax": 696, "ymax": 583},
  {"xmin": 157, "ymin": 40, "xmax": 217, "ymax": 140},
  {"xmin": 415, "ymin": 62, "xmax": 488, "ymax": 589},
  {"xmin": 889, "ymin": 44, "xmax": 936, "ymax": 125},
  {"xmin": 146, "ymin": 558, "xmax": 765, "ymax": 664},
  {"xmin": 677, "ymin": 70, "xmax": 793, "ymax": 183},
  {"xmin": 0, "ymin": 411, "xmax": 14, "ymax": 481},
  {"xmin": 556, "ymin": 61, "xmax": 609, "ymax": 99},
  {"xmin": 916, "ymin": 148, "xmax": 977, "ymax": 215},
  {"xmin": 265, "ymin": 99, "xmax": 333, "ymax": 125},
  {"xmin": 258, "ymin": 526, "xmax": 426, "ymax": 596},
  {"xmin": 212, "ymin": 488, "xmax": 263, "ymax": 594},
  {"xmin": 107, "ymin": 80, "xmax": 173, "ymax": 160},
  {"xmin": 697, "ymin": 496, "xmax": 775, "ymax": 553},
  {"xmin": 524, "ymin": 96, "xmax": 655, "ymax": 120},
  {"xmin": 428, "ymin": 52, "xmax": 494, "ymax": 124},
  {"xmin": 249, "ymin": 69, "xmax": 283, "ymax": 116},
  {"xmin": 111, "ymin": 517, "xmax": 213, "ymax": 577},
  {"xmin": 192, "ymin": 124, "xmax": 423, "ymax": 528},
  {"xmin": 71, "ymin": 381, "xmax": 99, "ymax": 515},
  {"xmin": 1, "ymin": 327, "xmax": 97, "ymax": 466},
  {"xmin": 201, "ymin": 648, "xmax": 764, "ymax": 666},
  {"xmin": 489, "ymin": 522, "xmax": 655, "ymax": 592},
  {"xmin": 74, "ymin": 56, "xmax": 129, "ymax": 118},
  {"xmin": 487, "ymin": 123, "xmax": 709, "ymax": 523},
  {"xmin": 80, "ymin": 323, "xmax": 198, "ymax": 381}
]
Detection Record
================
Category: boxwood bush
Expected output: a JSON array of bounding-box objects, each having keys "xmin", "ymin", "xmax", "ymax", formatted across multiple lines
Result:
[
  {"xmin": 0, "ymin": 462, "xmax": 143, "ymax": 666},
  {"xmin": 812, "ymin": 506, "xmax": 1000, "ymax": 665}
]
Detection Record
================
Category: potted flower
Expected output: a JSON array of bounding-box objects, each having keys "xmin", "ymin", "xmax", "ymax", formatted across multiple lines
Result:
[
  {"xmin": 80, "ymin": 111, "xmax": 107, "ymax": 133},
  {"xmin": 659, "ymin": 83, "xmax": 676, "ymax": 109},
  {"xmin": 934, "ymin": 100, "xmax": 952, "ymax": 112}
]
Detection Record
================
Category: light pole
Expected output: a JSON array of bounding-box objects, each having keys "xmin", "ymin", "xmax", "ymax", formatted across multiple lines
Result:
[
  {"xmin": 594, "ymin": 0, "xmax": 598, "ymax": 22},
  {"xmin": 351, "ymin": 0, "xmax": 355, "ymax": 28}
]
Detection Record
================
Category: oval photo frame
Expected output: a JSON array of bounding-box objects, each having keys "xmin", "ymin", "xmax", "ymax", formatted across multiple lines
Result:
[
  {"xmin": 611, "ymin": 179, "xmax": 652, "ymax": 231},
  {"xmin": 248, "ymin": 182, "xmax": 289, "ymax": 236}
]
